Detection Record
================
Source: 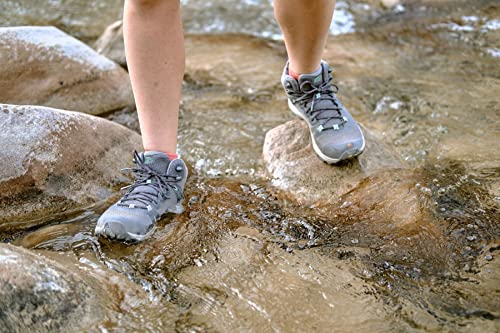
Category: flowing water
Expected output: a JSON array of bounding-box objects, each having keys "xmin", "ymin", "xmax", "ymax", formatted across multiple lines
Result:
[{"xmin": 4, "ymin": 0, "xmax": 500, "ymax": 332}]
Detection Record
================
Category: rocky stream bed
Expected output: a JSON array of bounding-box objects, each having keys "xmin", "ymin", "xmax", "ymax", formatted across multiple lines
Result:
[{"xmin": 0, "ymin": 0, "xmax": 499, "ymax": 332}]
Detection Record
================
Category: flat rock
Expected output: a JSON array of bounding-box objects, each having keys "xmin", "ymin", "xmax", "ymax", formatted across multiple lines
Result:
[
  {"xmin": 0, "ymin": 104, "xmax": 142, "ymax": 232},
  {"xmin": 263, "ymin": 119, "xmax": 403, "ymax": 205},
  {"xmin": 0, "ymin": 26, "xmax": 134, "ymax": 116},
  {"xmin": 0, "ymin": 0, "xmax": 123, "ymax": 42},
  {"xmin": 95, "ymin": 21, "xmax": 286, "ymax": 93}
]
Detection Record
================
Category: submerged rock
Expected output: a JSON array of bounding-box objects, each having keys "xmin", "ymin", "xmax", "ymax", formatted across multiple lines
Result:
[
  {"xmin": 0, "ymin": 26, "xmax": 134, "ymax": 116},
  {"xmin": 263, "ymin": 119, "xmax": 403, "ymax": 204},
  {"xmin": 0, "ymin": 0, "xmax": 123, "ymax": 42},
  {"xmin": 175, "ymin": 230, "xmax": 409, "ymax": 332},
  {"xmin": 0, "ymin": 104, "xmax": 142, "ymax": 232}
]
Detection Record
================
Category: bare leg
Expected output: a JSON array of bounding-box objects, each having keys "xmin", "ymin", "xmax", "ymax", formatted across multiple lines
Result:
[
  {"xmin": 274, "ymin": 0, "xmax": 335, "ymax": 74},
  {"xmin": 123, "ymin": 0, "xmax": 184, "ymax": 153}
]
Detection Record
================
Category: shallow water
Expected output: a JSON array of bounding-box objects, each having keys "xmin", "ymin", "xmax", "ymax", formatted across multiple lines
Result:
[
  {"xmin": 4, "ymin": 0, "xmax": 500, "ymax": 332},
  {"xmin": 181, "ymin": 0, "xmax": 357, "ymax": 39}
]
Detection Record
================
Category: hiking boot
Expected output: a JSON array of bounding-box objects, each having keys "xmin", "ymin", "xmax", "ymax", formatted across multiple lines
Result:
[
  {"xmin": 95, "ymin": 151, "xmax": 188, "ymax": 242},
  {"xmin": 281, "ymin": 61, "xmax": 365, "ymax": 164}
]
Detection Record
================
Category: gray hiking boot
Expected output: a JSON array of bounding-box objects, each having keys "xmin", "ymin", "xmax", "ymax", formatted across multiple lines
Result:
[
  {"xmin": 95, "ymin": 151, "xmax": 188, "ymax": 242},
  {"xmin": 281, "ymin": 61, "xmax": 365, "ymax": 164}
]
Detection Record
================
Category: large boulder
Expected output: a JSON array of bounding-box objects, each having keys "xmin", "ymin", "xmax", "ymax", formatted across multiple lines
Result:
[
  {"xmin": 0, "ymin": 26, "xmax": 134, "ymax": 116},
  {"xmin": 0, "ymin": 104, "xmax": 142, "ymax": 232},
  {"xmin": 0, "ymin": 0, "xmax": 123, "ymax": 42},
  {"xmin": 263, "ymin": 119, "xmax": 404, "ymax": 205}
]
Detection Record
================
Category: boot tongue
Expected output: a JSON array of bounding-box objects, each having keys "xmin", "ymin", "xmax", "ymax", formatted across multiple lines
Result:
[
  {"xmin": 142, "ymin": 151, "xmax": 171, "ymax": 174},
  {"xmin": 298, "ymin": 71, "xmax": 324, "ymax": 89},
  {"xmin": 296, "ymin": 63, "xmax": 342, "ymax": 129}
]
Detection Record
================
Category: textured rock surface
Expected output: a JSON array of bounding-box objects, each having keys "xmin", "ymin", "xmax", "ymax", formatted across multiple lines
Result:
[
  {"xmin": 0, "ymin": 26, "xmax": 134, "ymax": 116},
  {"xmin": 0, "ymin": 244, "xmax": 103, "ymax": 332},
  {"xmin": 0, "ymin": 0, "xmax": 123, "ymax": 42},
  {"xmin": 0, "ymin": 104, "xmax": 142, "ymax": 232},
  {"xmin": 263, "ymin": 119, "xmax": 403, "ymax": 204},
  {"xmin": 0, "ymin": 243, "xmax": 173, "ymax": 333},
  {"xmin": 94, "ymin": 20, "xmax": 126, "ymax": 68}
]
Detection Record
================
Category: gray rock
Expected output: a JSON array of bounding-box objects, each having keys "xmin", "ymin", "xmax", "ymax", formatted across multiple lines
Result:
[
  {"xmin": 0, "ymin": 244, "xmax": 103, "ymax": 333},
  {"xmin": 0, "ymin": 26, "xmax": 134, "ymax": 116},
  {"xmin": 0, "ymin": 0, "xmax": 123, "ymax": 42},
  {"xmin": 94, "ymin": 20, "xmax": 127, "ymax": 68},
  {"xmin": 263, "ymin": 119, "xmax": 403, "ymax": 205},
  {"xmin": 0, "ymin": 243, "xmax": 178, "ymax": 333},
  {"xmin": 0, "ymin": 104, "xmax": 142, "ymax": 232}
]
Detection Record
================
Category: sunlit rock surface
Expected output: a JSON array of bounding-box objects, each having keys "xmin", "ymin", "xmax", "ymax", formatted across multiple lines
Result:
[
  {"xmin": 0, "ymin": 26, "xmax": 133, "ymax": 116},
  {"xmin": 0, "ymin": 104, "xmax": 141, "ymax": 232}
]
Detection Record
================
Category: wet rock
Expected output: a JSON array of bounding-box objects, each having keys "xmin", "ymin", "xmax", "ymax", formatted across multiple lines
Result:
[
  {"xmin": 0, "ymin": 0, "xmax": 123, "ymax": 42},
  {"xmin": 0, "ymin": 244, "xmax": 104, "ymax": 332},
  {"xmin": 0, "ymin": 26, "xmax": 134, "ymax": 116},
  {"xmin": 184, "ymin": 34, "xmax": 285, "ymax": 93},
  {"xmin": 263, "ymin": 119, "xmax": 403, "ymax": 204},
  {"xmin": 0, "ymin": 104, "xmax": 142, "ymax": 232},
  {"xmin": 95, "ymin": 21, "xmax": 285, "ymax": 92},
  {"xmin": 322, "ymin": 169, "xmax": 431, "ymax": 232},
  {"xmin": 174, "ymin": 231, "xmax": 408, "ymax": 332},
  {"xmin": 0, "ymin": 243, "xmax": 178, "ymax": 333}
]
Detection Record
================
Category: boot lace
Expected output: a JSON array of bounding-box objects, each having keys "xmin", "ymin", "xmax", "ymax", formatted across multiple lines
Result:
[
  {"xmin": 287, "ymin": 70, "xmax": 348, "ymax": 131},
  {"xmin": 117, "ymin": 151, "xmax": 180, "ymax": 209}
]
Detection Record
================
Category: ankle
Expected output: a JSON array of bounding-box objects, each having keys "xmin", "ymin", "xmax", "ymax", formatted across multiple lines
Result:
[
  {"xmin": 288, "ymin": 64, "xmax": 322, "ymax": 80},
  {"xmin": 144, "ymin": 150, "xmax": 178, "ymax": 160}
]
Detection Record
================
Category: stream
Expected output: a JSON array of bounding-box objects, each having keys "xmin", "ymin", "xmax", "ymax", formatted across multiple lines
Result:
[{"xmin": 2, "ymin": 0, "xmax": 499, "ymax": 332}]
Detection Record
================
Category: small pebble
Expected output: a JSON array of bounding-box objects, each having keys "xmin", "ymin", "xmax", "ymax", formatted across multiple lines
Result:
[
  {"xmin": 466, "ymin": 235, "xmax": 477, "ymax": 241},
  {"xmin": 351, "ymin": 238, "xmax": 359, "ymax": 244},
  {"xmin": 485, "ymin": 254, "xmax": 493, "ymax": 261}
]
